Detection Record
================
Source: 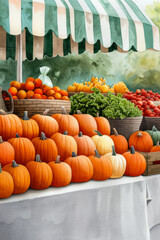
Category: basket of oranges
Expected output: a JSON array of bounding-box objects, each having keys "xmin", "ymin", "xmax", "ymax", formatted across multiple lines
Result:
[{"xmin": 4, "ymin": 78, "xmax": 71, "ymax": 118}]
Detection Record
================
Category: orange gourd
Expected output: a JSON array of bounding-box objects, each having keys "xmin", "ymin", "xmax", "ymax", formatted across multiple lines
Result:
[
  {"xmin": 21, "ymin": 111, "xmax": 39, "ymax": 139},
  {"xmin": 74, "ymin": 132, "xmax": 96, "ymax": 156},
  {"xmin": 129, "ymin": 131, "xmax": 153, "ymax": 152},
  {"xmin": 150, "ymin": 141, "xmax": 160, "ymax": 152},
  {"xmin": 94, "ymin": 113, "xmax": 110, "ymax": 136},
  {"xmin": 0, "ymin": 136, "xmax": 15, "ymax": 167},
  {"xmin": 110, "ymin": 128, "xmax": 128, "ymax": 154},
  {"xmin": 0, "ymin": 164, "xmax": 14, "ymax": 198}
]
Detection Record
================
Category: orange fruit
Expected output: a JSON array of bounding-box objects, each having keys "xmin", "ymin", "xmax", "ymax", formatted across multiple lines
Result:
[
  {"xmin": 42, "ymin": 95, "xmax": 47, "ymax": 99},
  {"xmin": 5, "ymin": 97, "xmax": 10, "ymax": 100},
  {"xmin": 47, "ymin": 96, "xmax": 54, "ymax": 100},
  {"xmin": 47, "ymin": 89, "xmax": 55, "ymax": 96},
  {"xmin": 52, "ymin": 86, "xmax": 60, "ymax": 92},
  {"xmin": 61, "ymin": 96, "xmax": 70, "ymax": 101},
  {"xmin": 26, "ymin": 90, "xmax": 34, "ymax": 99},
  {"xmin": 25, "ymin": 82, "xmax": 35, "ymax": 91},
  {"xmin": 32, "ymin": 94, "xmax": 42, "ymax": 99},
  {"xmin": 41, "ymin": 84, "xmax": 47, "ymax": 90},
  {"xmin": 43, "ymin": 86, "xmax": 52, "ymax": 95},
  {"xmin": 20, "ymin": 83, "xmax": 26, "ymax": 90},
  {"xmin": 34, "ymin": 78, "xmax": 42, "ymax": 88},
  {"xmin": 17, "ymin": 90, "xmax": 27, "ymax": 99},
  {"xmin": 13, "ymin": 96, "xmax": 18, "ymax": 100},
  {"xmin": 10, "ymin": 81, "xmax": 21, "ymax": 90},
  {"xmin": 34, "ymin": 88, "xmax": 43, "ymax": 96},
  {"xmin": 8, "ymin": 87, "xmax": 17, "ymax": 96},
  {"xmin": 53, "ymin": 92, "xmax": 61, "ymax": 99},
  {"xmin": 59, "ymin": 90, "xmax": 68, "ymax": 96},
  {"xmin": 26, "ymin": 77, "xmax": 34, "ymax": 83}
]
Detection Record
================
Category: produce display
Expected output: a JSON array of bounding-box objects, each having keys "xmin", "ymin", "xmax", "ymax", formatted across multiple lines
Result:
[{"xmin": 5, "ymin": 79, "xmax": 69, "ymax": 101}]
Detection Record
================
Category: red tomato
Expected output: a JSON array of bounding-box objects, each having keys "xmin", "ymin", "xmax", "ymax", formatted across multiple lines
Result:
[
  {"xmin": 144, "ymin": 109, "xmax": 152, "ymax": 116},
  {"xmin": 157, "ymin": 106, "xmax": 160, "ymax": 110},
  {"xmin": 136, "ymin": 89, "xmax": 141, "ymax": 94},
  {"xmin": 148, "ymin": 90, "xmax": 153, "ymax": 94}
]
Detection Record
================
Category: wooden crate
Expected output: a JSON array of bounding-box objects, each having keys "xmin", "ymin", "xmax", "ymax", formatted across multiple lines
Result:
[
  {"xmin": 5, "ymin": 99, "xmax": 71, "ymax": 118},
  {"xmin": 140, "ymin": 151, "xmax": 160, "ymax": 176}
]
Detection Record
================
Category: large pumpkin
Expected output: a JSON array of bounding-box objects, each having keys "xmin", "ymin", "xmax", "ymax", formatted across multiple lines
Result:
[
  {"xmin": 123, "ymin": 146, "xmax": 146, "ymax": 176},
  {"xmin": 32, "ymin": 132, "xmax": 58, "ymax": 163},
  {"xmin": 94, "ymin": 113, "xmax": 110, "ymax": 135},
  {"xmin": 26, "ymin": 154, "xmax": 52, "ymax": 190},
  {"xmin": 73, "ymin": 110, "xmax": 97, "ymax": 137},
  {"xmin": 3, "ymin": 160, "xmax": 30, "ymax": 194},
  {"xmin": 146, "ymin": 126, "xmax": 160, "ymax": 146},
  {"xmin": 0, "ymin": 164, "xmax": 14, "ymax": 198},
  {"xmin": 89, "ymin": 150, "xmax": 112, "ymax": 181},
  {"xmin": 110, "ymin": 128, "xmax": 128, "ymax": 154},
  {"xmin": 48, "ymin": 156, "xmax": 72, "ymax": 187},
  {"xmin": 21, "ymin": 111, "xmax": 39, "ymax": 140},
  {"xmin": 74, "ymin": 132, "xmax": 96, "ymax": 156},
  {"xmin": 8, "ymin": 133, "xmax": 35, "ymax": 165},
  {"xmin": 52, "ymin": 106, "xmax": 79, "ymax": 136},
  {"xmin": 150, "ymin": 141, "xmax": 160, "ymax": 152},
  {"xmin": 91, "ymin": 130, "xmax": 114, "ymax": 155},
  {"xmin": 105, "ymin": 146, "xmax": 126, "ymax": 178},
  {"xmin": 0, "ymin": 110, "xmax": 22, "ymax": 140},
  {"xmin": 0, "ymin": 136, "xmax": 15, "ymax": 167},
  {"xmin": 64, "ymin": 152, "xmax": 93, "ymax": 183},
  {"xmin": 129, "ymin": 131, "xmax": 153, "ymax": 152},
  {"xmin": 51, "ymin": 131, "xmax": 77, "ymax": 161},
  {"xmin": 31, "ymin": 109, "xmax": 59, "ymax": 137}
]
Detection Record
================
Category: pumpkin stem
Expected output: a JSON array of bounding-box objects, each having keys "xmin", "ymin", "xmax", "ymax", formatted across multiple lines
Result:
[
  {"xmin": 152, "ymin": 126, "xmax": 157, "ymax": 132},
  {"xmin": 12, "ymin": 160, "xmax": 19, "ymax": 168},
  {"xmin": 96, "ymin": 112, "xmax": 99, "ymax": 118},
  {"xmin": 23, "ymin": 111, "xmax": 30, "ymax": 120},
  {"xmin": 113, "ymin": 128, "xmax": 119, "ymax": 136},
  {"xmin": 131, "ymin": 146, "xmax": 135, "ymax": 154},
  {"xmin": 78, "ymin": 132, "xmax": 83, "ymax": 137},
  {"xmin": 95, "ymin": 150, "xmax": 100, "ymax": 158},
  {"xmin": 72, "ymin": 152, "xmax": 77, "ymax": 157},
  {"xmin": 35, "ymin": 154, "xmax": 42, "ymax": 163},
  {"xmin": 77, "ymin": 110, "xmax": 83, "ymax": 114},
  {"xmin": 137, "ymin": 132, "xmax": 143, "ymax": 137},
  {"xmin": 55, "ymin": 155, "xmax": 61, "ymax": 163},
  {"xmin": 156, "ymin": 141, "xmax": 160, "ymax": 147},
  {"xmin": 0, "ymin": 136, "xmax": 3, "ymax": 144},
  {"xmin": 94, "ymin": 130, "xmax": 103, "ymax": 136},
  {"xmin": 43, "ymin": 109, "xmax": 50, "ymax": 116},
  {"xmin": 61, "ymin": 106, "xmax": 67, "ymax": 115},
  {"xmin": 112, "ymin": 145, "xmax": 116, "ymax": 156},
  {"xmin": 0, "ymin": 109, "xmax": 7, "ymax": 115},
  {"xmin": 16, "ymin": 133, "xmax": 20, "ymax": 138},
  {"xmin": 0, "ymin": 163, "xmax": 2, "ymax": 173},
  {"xmin": 40, "ymin": 132, "xmax": 47, "ymax": 140},
  {"xmin": 63, "ymin": 131, "xmax": 68, "ymax": 135}
]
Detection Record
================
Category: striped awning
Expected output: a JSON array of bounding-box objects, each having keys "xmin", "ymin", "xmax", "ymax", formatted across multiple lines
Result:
[{"xmin": 0, "ymin": 0, "xmax": 159, "ymax": 60}]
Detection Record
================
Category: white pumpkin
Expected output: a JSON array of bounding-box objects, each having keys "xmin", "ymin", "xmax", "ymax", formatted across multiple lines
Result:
[
  {"xmin": 105, "ymin": 146, "xmax": 126, "ymax": 178},
  {"xmin": 91, "ymin": 130, "xmax": 114, "ymax": 155}
]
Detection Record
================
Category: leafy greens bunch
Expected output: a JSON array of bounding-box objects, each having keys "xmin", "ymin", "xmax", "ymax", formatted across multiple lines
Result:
[{"xmin": 70, "ymin": 88, "xmax": 142, "ymax": 119}]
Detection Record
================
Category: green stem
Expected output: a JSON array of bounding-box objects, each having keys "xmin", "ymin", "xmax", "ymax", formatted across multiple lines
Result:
[
  {"xmin": 77, "ymin": 110, "xmax": 83, "ymax": 114},
  {"xmin": 152, "ymin": 126, "xmax": 157, "ymax": 132},
  {"xmin": 63, "ymin": 131, "xmax": 68, "ymax": 135},
  {"xmin": 35, "ymin": 154, "xmax": 42, "ymax": 162},
  {"xmin": 96, "ymin": 113, "xmax": 99, "ymax": 118},
  {"xmin": 40, "ymin": 132, "xmax": 47, "ymax": 140},
  {"xmin": 55, "ymin": 155, "xmax": 61, "ymax": 163},
  {"xmin": 61, "ymin": 106, "xmax": 67, "ymax": 115},
  {"xmin": 0, "ymin": 163, "xmax": 2, "ymax": 173},
  {"xmin": 12, "ymin": 160, "xmax": 19, "ymax": 168},
  {"xmin": 16, "ymin": 133, "xmax": 20, "ymax": 138},
  {"xmin": 131, "ymin": 146, "xmax": 135, "ymax": 154},
  {"xmin": 156, "ymin": 141, "xmax": 160, "ymax": 147},
  {"xmin": 112, "ymin": 145, "xmax": 116, "ymax": 156},
  {"xmin": 95, "ymin": 150, "xmax": 100, "ymax": 158},
  {"xmin": 78, "ymin": 132, "xmax": 83, "ymax": 137},
  {"xmin": 0, "ymin": 136, "xmax": 3, "ymax": 144},
  {"xmin": 72, "ymin": 152, "xmax": 77, "ymax": 157},
  {"xmin": 94, "ymin": 130, "xmax": 103, "ymax": 136},
  {"xmin": 23, "ymin": 111, "xmax": 30, "ymax": 120}
]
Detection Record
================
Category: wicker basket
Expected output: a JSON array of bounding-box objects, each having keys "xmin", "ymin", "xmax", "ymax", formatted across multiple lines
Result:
[
  {"xmin": 5, "ymin": 99, "xmax": 71, "ymax": 118},
  {"xmin": 108, "ymin": 116, "xmax": 143, "ymax": 140},
  {"xmin": 140, "ymin": 117, "xmax": 160, "ymax": 131}
]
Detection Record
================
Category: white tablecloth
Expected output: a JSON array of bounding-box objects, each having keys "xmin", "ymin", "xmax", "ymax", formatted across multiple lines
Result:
[{"xmin": 0, "ymin": 176, "xmax": 150, "ymax": 240}]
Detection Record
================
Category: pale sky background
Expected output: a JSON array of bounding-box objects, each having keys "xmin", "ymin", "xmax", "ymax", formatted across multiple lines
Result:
[{"xmin": 136, "ymin": 0, "xmax": 159, "ymax": 8}]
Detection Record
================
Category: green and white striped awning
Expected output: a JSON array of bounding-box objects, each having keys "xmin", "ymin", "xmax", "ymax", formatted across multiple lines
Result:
[{"xmin": 0, "ymin": 0, "xmax": 159, "ymax": 61}]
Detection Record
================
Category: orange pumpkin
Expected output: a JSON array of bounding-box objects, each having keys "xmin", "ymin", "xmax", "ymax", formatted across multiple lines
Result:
[
  {"xmin": 73, "ymin": 111, "xmax": 97, "ymax": 137},
  {"xmin": 94, "ymin": 113, "xmax": 110, "ymax": 136},
  {"xmin": 34, "ymin": 78, "xmax": 42, "ymax": 88},
  {"xmin": 150, "ymin": 141, "xmax": 160, "ymax": 152},
  {"xmin": 53, "ymin": 86, "xmax": 60, "ymax": 92},
  {"xmin": 26, "ymin": 90, "xmax": 34, "ymax": 99},
  {"xmin": 10, "ymin": 81, "xmax": 21, "ymax": 90},
  {"xmin": 110, "ymin": 128, "xmax": 128, "ymax": 154},
  {"xmin": 0, "ymin": 164, "xmax": 14, "ymax": 198},
  {"xmin": 17, "ymin": 90, "xmax": 27, "ymax": 99},
  {"xmin": 51, "ymin": 131, "xmax": 77, "ymax": 161},
  {"xmin": 3, "ymin": 160, "xmax": 30, "ymax": 194},
  {"xmin": 74, "ymin": 132, "xmax": 96, "ymax": 156},
  {"xmin": 25, "ymin": 81, "xmax": 35, "ymax": 91},
  {"xmin": 64, "ymin": 152, "xmax": 93, "ymax": 182},
  {"xmin": 129, "ymin": 131, "xmax": 153, "ymax": 152},
  {"xmin": 32, "ymin": 93, "xmax": 42, "ymax": 99},
  {"xmin": 26, "ymin": 154, "xmax": 52, "ymax": 190},
  {"xmin": 32, "ymin": 132, "xmax": 58, "ymax": 163},
  {"xmin": 0, "ymin": 136, "xmax": 15, "ymax": 167},
  {"xmin": 59, "ymin": 90, "xmax": 68, "ymax": 96},
  {"xmin": 21, "ymin": 111, "xmax": 39, "ymax": 139},
  {"xmin": 54, "ymin": 92, "xmax": 61, "ymax": 99},
  {"xmin": 26, "ymin": 77, "xmax": 34, "ymax": 83},
  {"xmin": 123, "ymin": 146, "xmax": 146, "ymax": 177},
  {"xmin": 34, "ymin": 88, "xmax": 43, "ymax": 96},
  {"xmin": 32, "ymin": 109, "xmax": 59, "ymax": 137},
  {"xmin": 52, "ymin": 106, "xmax": 79, "ymax": 136},
  {"xmin": 0, "ymin": 111, "xmax": 23, "ymax": 140},
  {"xmin": 89, "ymin": 150, "xmax": 112, "ymax": 181},
  {"xmin": 8, "ymin": 133, "xmax": 35, "ymax": 165},
  {"xmin": 48, "ymin": 155, "xmax": 72, "ymax": 187},
  {"xmin": 8, "ymin": 87, "xmax": 17, "ymax": 96}
]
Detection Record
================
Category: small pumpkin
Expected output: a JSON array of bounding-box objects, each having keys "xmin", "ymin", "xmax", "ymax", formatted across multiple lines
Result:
[
  {"xmin": 0, "ymin": 136, "xmax": 15, "ymax": 167},
  {"xmin": 52, "ymin": 106, "xmax": 79, "ymax": 136},
  {"xmin": 21, "ymin": 111, "xmax": 39, "ymax": 140},
  {"xmin": 129, "ymin": 131, "xmax": 153, "ymax": 152},
  {"xmin": 26, "ymin": 154, "xmax": 52, "ymax": 190},
  {"xmin": 73, "ymin": 110, "xmax": 97, "ymax": 137},
  {"xmin": 0, "ymin": 164, "xmax": 14, "ymax": 198},
  {"xmin": 32, "ymin": 132, "xmax": 58, "ymax": 163},
  {"xmin": 3, "ymin": 160, "xmax": 30, "ymax": 194},
  {"xmin": 89, "ymin": 150, "xmax": 112, "ymax": 181},
  {"xmin": 74, "ymin": 132, "xmax": 96, "ymax": 156},
  {"xmin": 94, "ymin": 113, "xmax": 110, "ymax": 136},
  {"xmin": 150, "ymin": 141, "xmax": 160, "ymax": 152},
  {"xmin": 48, "ymin": 155, "xmax": 72, "ymax": 187},
  {"xmin": 146, "ymin": 126, "xmax": 160, "ymax": 146},
  {"xmin": 105, "ymin": 146, "xmax": 126, "ymax": 178},
  {"xmin": 0, "ymin": 110, "xmax": 23, "ymax": 140},
  {"xmin": 8, "ymin": 133, "xmax": 35, "ymax": 165},
  {"xmin": 123, "ymin": 146, "xmax": 146, "ymax": 176},
  {"xmin": 32, "ymin": 109, "xmax": 59, "ymax": 138},
  {"xmin": 67, "ymin": 85, "xmax": 76, "ymax": 92},
  {"xmin": 64, "ymin": 152, "xmax": 93, "ymax": 183},
  {"xmin": 91, "ymin": 130, "xmax": 114, "ymax": 155},
  {"xmin": 110, "ymin": 128, "xmax": 128, "ymax": 154},
  {"xmin": 51, "ymin": 131, "xmax": 77, "ymax": 161}
]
